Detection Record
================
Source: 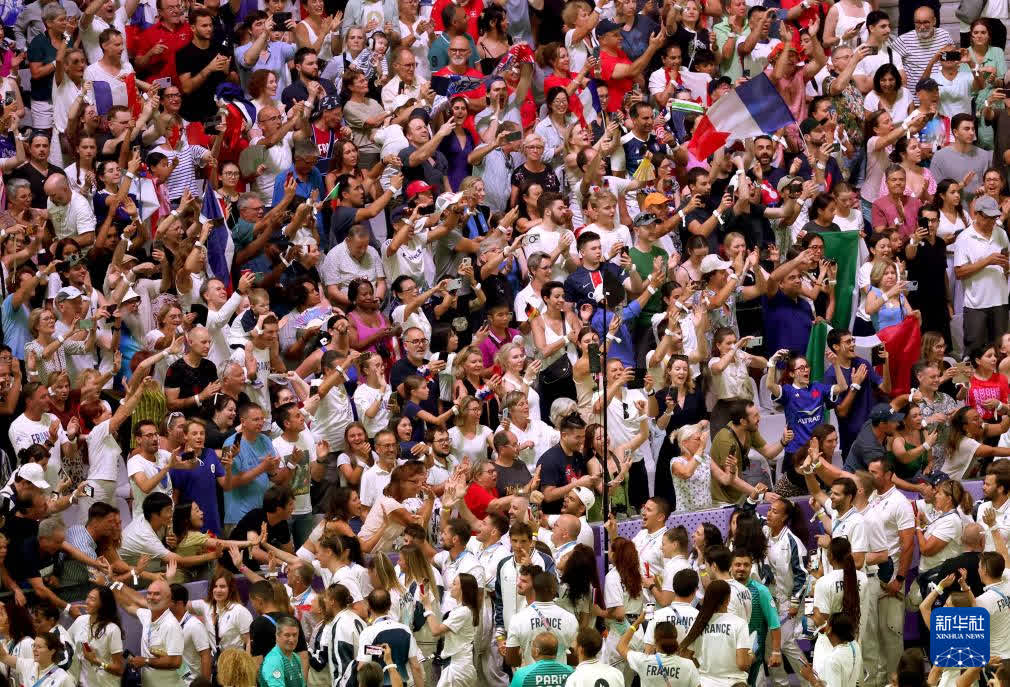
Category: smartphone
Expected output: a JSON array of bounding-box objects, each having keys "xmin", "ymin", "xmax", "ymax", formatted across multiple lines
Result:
[
  {"xmin": 918, "ymin": 216, "xmax": 930, "ymax": 230},
  {"xmin": 460, "ymin": 257, "xmax": 471, "ymax": 269},
  {"xmin": 906, "ymin": 281, "xmax": 919, "ymax": 292},
  {"xmin": 868, "ymin": 46, "xmax": 879, "ymax": 56},
  {"xmin": 942, "ymin": 50, "xmax": 962, "ymax": 62},
  {"xmin": 744, "ymin": 336, "xmax": 763, "ymax": 348},
  {"xmin": 364, "ymin": 645, "xmax": 384, "ymax": 657},
  {"xmin": 592, "ymin": 45, "xmax": 601, "ymax": 60},
  {"xmin": 629, "ymin": 367, "xmax": 648, "ymax": 389},
  {"xmin": 502, "ymin": 407, "xmax": 510, "ymax": 421},
  {"xmin": 77, "ymin": 319, "xmax": 94, "ymax": 331},
  {"xmin": 644, "ymin": 602, "xmax": 656, "ymax": 621},
  {"xmin": 871, "ymin": 344, "xmax": 886, "ymax": 367},
  {"xmin": 851, "ymin": 20, "xmax": 864, "ymax": 33},
  {"xmin": 828, "ymin": 142, "xmax": 840, "ymax": 153},
  {"xmin": 824, "ymin": 258, "xmax": 837, "ymax": 267},
  {"xmin": 741, "ymin": 68, "xmax": 751, "ymax": 78},
  {"xmin": 446, "ymin": 278, "xmax": 463, "ymax": 291},
  {"xmin": 588, "ymin": 343, "xmax": 602, "ymax": 374},
  {"xmin": 505, "ymin": 130, "xmax": 522, "ymax": 143},
  {"xmin": 82, "ymin": 485, "xmax": 95, "ymax": 498},
  {"xmin": 272, "ymin": 11, "xmax": 291, "ymax": 31}
]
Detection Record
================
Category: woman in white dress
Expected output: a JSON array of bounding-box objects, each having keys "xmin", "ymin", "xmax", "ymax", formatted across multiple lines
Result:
[
  {"xmin": 679, "ymin": 580, "xmax": 752, "ymax": 687},
  {"xmin": 421, "ymin": 573, "xmax": 480, "ymax": 687},
  {"xmin": 70, "ymin": 586, "xmax": 124, "ymax": 687},
  {"xmin": 601, "ymin": 536, "xmax": 646, "ymax": 678},
  {"xmin": 187, "ymin": 569, "xmax": 253, "ymax": 654},
  {"xmin": 0, "ymin": 634, "xmax": 74, "ymax": 687},
  {"xmin": 447, "ymin": 396, "xmax": 494, "ymax": 464},
  {"xmin": 811, "ymin": 538, "xmax": 866, "ymax": 677}
]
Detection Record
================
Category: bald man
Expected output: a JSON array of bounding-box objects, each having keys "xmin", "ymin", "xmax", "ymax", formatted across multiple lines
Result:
[
  {"xmin": 550, "ymin": 515, "xmax": 581, "ymax": 566},
  {"xmin": 539, "ymin": 487, "xmax": 596, "ymax": 550},
  {"xmin": 44, "ymin": 172, "xmax": 96, "ymax": 246},
  {"xmin": 164, "ymin": 326, "xmax": 222, "ymax": 416},
  {"xmin": 114, "ymin": 578, "xmax": 185, "ymax": 685},
  {"xmin": 508, "ymin": 632, "xmax": 573, "ymax": 687}
]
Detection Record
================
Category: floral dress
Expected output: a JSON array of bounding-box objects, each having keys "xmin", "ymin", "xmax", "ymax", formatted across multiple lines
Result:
[
  {"xmin": 692, "ymin": 289, "xmax": 739, "ymax": 350},
  {"xmin": 916, "ymin": 391, "xmax": 962, "ymax": 468},
  {"xmin": 24, "ymin": 338, "xmax": 88, "ymax": 386},
  {"xmin": 823, "ymin": 71, "xmax": 865, "ymax": 174},
  {"xmin": 671, "ymin": 453, "xmax": 713, "ymax": 512}
]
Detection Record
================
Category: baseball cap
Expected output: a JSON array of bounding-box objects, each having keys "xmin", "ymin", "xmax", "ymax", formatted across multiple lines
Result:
[
  {"xmin": 55, "ymin": 285, "xmax": 83, "ymax": 303},
  {"xmin": 319, "ymin": 95, "xmax": 341, "ymax": 111},
  {"xmin": 633, "ymin": 212, "xmax": 659, "ymax": 227},
  {"xmin": 435, "ymin": 191, "xmax": 464, "ymax": 217},
  {"xmin": 917, "ymin": 470, "xmax": 950, "ymax": 487},
  {"xmin": 975, "ymin": 195, "xmax": 1002, "ymax": 218},
  {"xmin": 642, "ymin": 192, "xmax": 671, "ymax": 207},
  {"xmin": 574, "ymin": 486, "xmax": 595, "ymax": 512},
  {"xmin": 870, "ymin": 402, "xmax": 904, "ymax": 423},
  {"xmin": 596, "ymin": 18, "xmax": 622, "ymax": 35},
  {"xmin": 17, "ymin": 463, "xmax": 50, "ymax": 490},
  {"xmin": 776, "ymin": 175, "xmax": 803, "ymax": 193},
  {"xmin": 707, "ymin": 76, "xmax": 731, "ymax": 95},
  {"xmin": 915, "ymin": 77, "xmax": 939, "ymax": 92},
  {"xmin": 406, "ymin": 181, "xmax": 433, "ymax": 199},
  {"xmin": 699, "ymin": 254, "xmax": 732, "ymax": 274},
  {"xmin": 122, "ymin": 288, "xmax": 141, "ymax": 302},
  {"xmin": 391, "ymin": 94, "xmax": 417, "ymax": 111},
  {"xmin": 799, "ymin": 117, "xmax": 821, "ymax": 136}
]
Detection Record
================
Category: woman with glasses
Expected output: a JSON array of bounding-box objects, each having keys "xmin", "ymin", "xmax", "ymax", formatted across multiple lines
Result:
[
  {"xmin": 766, "ymin": 351, "xmax": 848, "ymax": 460},
  {"xmin": 509, "ymin": 134, "xmax": 562, "ymax": 209},
  {"xmin": 216, "ymin": 162, "xmax": 243, "ymax": 226},
  {"xmin": 534, "ymin": 86, "xmax": 576, "ymax": 171},
  {"xmin": 25, "ymin": 307, "xmax": 98, "ymax": 386}
]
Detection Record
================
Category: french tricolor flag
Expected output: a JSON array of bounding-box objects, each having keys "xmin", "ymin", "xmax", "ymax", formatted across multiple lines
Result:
[
  {"xmin": 201, "ymin": 186, "xmax": 234, "ymax": 291},
  {"xmin": 92, "ymin": 75, "xmax": 142, "ymax": 117},
  {"xmin": 687, "ymin": 74, "xmax": 796, "ymax": 162}
]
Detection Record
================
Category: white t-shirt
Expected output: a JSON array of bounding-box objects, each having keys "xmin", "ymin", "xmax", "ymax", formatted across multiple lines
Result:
[
  {"xmin": 9, "ymin": 412, "xmax": 66, "ymax": 488},
  {"xmin": 728, "ymin": 579, "xmax": 753, "ymax": 624},
  {"xmin": 505, "ymin": 600, "xmax": 578, "ymax": 666},
  {"xmin": 359, "ymin": 463, "xmax": 393, "ymax": 508},
  {"xmin": 812, "ymin": 568, "xmax": 869, "ymax": 673},
  {"xmin": 853, "ymin": 47, "xmax": 904, "ymax": 81},
  {"xmin": 351, "ymin": 383, "xmax": 393, "ymax": 438},
  {"xmin": 688, "ymin": 611, "xmax": 750, "ymax": 687},
  {"xmin": 127, "ymin": 452, "xmax": 173, "ymax": 520},
  {"xmin": 627, "ymin": 650, "xmax": 701, "ymax": 687},
  {"xmin": 440, "ymin": 605, "xmax": 476, "ymax": 660},
  {"xmin": 13, "ymin": 660, "xmax": 74, "ymax": 687},
  {"xmin": 178, "ymin": 613, "xmax": 211, "ymax": 683},
  {"xmin": 976, "ymin": 580, "xmax": 1010, "ymax": 659},
  {"xmin": 603, "ymin": 567, "xmax": 645, "ymax": 631},
  {"xmin": 69, "ymin": 614, "xmax": 123, "ymax": 687},
  {"xmin": 86, "ymin": 418, "xmax": 122, "ymax": 483},
  {"xmin": 821, "ymin": 642, "xmax": 863, "ymax": 687},
  {"xmin": 250, "ymin": 131, "xmax": 294, "ymax": 202},
  {"xmin": 187, "ymin": 600, "xmax": 252, "ymax": 652},
  {"xmin": 661, "ymin": 557, "xmax": 694, "ymax": 595},
  {"xmin": 645, "ymin": 601, "xmax": 699, "ymax": 644},
  {"xmin": 521, "ymin": 226, "xmax": 578, "ymax": 282},
  {"xmin": 272, "ymin": 430, "xmax": 316, "ymax": 516},
  {"xmin": 312, "ymin": 384, "xmax": 354, "ymax": 451},
  {"xmin": 943, "ymin": 437, "xmax": 981, "ymax": 480},
  {"xmin": 136, "ymin": 608, "xmax": 184, "ymax": 687},
  {"xmin": 447, "ymin": 425, "xmax": 493, "ymax": 464},
  {"xmin": 919, "ymin": 510, "xmax": 964, "ymax": 570}
]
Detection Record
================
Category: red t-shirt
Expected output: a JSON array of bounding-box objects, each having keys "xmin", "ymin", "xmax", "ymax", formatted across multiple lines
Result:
[
  {"xmin": 432, "ymin": 0, "xmax": 484, "ymax": 38},
  {"xmin": 464, "ymin": 483, "xmax": 498, "ymax": 522},
  {"xmin": 968, "ymin": 372, "xmax": 1010, "ymax": 421},
  {"xmin": 599, "ymin": 47, "xmax": 633, "ymax": 113},
  {"xmin": 544, "ymin": 73, "xmax": 586, "ymax": 123},
  {"xmin": 131, "ymin": 21, "xmax": 193, "ymax": 84}
]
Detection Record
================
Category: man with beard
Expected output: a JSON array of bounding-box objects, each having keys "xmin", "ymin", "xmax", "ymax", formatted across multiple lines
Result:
[
  {"xmin": 177, "ymin": 8, "xmax": 231, "ymax": 123},
  {"xmin": 772, "ymin": 116, "xmax": 844, "ymax": 191},
  {"xmin": 521, "ymin": 194, "xmax": 578, "ymax": 283},
  {"xmin": 844, "ymin": 403, "xmax": 905, "ymax": 473},
  {"xmin": 681, "ymin": 167, "xmax": 733, "ymax": 253},
  {"xmin": 893, "ymin": 6, "xmax": 952, "ymax": 98},
  {"xmin": 281, "ymin": 48, "xmax": 336, "ymax": 109},
  {"xmin": 9, "ymin": 133, "xmax": 62, "ymax": 210},
  {"xmin": 115, "ymin": 579, "xmax": 185, "ymax": 685}
]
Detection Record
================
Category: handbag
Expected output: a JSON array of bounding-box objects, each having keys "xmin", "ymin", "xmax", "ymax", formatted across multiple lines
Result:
[
  {"xmin": 538, "ymin": 317, "xmax": 573, "ymax": 385},
  {"xmin": 955, "ymin": 0, "xmax": 985, "ymax": 25}
]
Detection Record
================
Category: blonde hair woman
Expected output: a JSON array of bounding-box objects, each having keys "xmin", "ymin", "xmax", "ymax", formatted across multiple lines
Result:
[
  {"xmin": 396, "ymin": 542, "xmax": 443, "ymax": 683},
  {"xmin": 25, "ymin": 306, "xmax": 96, "ymax": 385},
  {"xmin": 218, "ymin": 648, "xmax": 257, "ymax": 687},
  {"xmin": 452, "ymin": 344, "xmax": 500, "ymax": 427},
  {"xmin": 866, "ymin": 259, "xmax": 914, "ymax": 332},
  {"xmin": 448, "ymin": 395, "xmax": 493, "ymax": 464},
  {"xmin": 494, "ymin": 342, "xmax": 542, "ymax": 423}
]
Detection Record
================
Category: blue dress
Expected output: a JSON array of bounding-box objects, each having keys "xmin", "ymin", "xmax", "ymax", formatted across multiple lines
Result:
[{"xmin": 869, "ymin": 287, "xmax": 908, "ymax": 331}]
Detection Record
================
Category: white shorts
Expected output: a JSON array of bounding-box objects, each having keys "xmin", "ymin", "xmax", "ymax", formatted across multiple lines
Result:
[{"xmin": 30, "ymin": 98, "xmax": 53, "ymax": 130}]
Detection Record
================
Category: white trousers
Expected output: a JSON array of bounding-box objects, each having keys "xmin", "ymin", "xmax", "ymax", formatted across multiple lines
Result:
[{"xmin": 766, "ymin": 615, "xmax": 810, "ymax": 687}]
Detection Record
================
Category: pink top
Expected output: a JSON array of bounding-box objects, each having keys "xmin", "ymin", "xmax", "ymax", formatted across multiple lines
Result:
[
  {"xmin": 348, "ymin": 309, "xmax": 390, "ymax": 353},
  {"xmin": 871, "ymin": 194, "xmax": 923, "ymax": 237}
]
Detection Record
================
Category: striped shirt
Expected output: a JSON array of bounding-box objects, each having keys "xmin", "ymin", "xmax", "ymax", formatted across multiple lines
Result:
[
  {"xmin": 158, "ymin": 144, "xmax": 210, "ymax": 202},
  {"xmin": 62, "ymin": 524, "xmax": 99, "ymax": 587},
  {"xmin": 893, "ymin": 28, "xmax": 954, "ymax": 102}
]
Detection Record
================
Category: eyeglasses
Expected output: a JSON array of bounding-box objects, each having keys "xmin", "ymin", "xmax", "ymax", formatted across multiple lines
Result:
[
  {"xmin": 400, "ymin": 62, "xmax": 417, "ymax": 68},
  {"xmin": 448, "ymin": 48, "xmax": 469, "ymax": 54},
  {"xmin": 222, "ymin": 170, "xmax": 240, "ymax": 176},
  {"xmin": 261, "ymin": 114, "xmax": 281, "ymax": 122},
  {"xmin": 164, "ymin": 92, "xmax": 182, "ymax": 98},
  {"xmin": 406, "ymin": 338, "xmax": 428, "ymax": 344},
  {"xmin": 792, "ymin": 364, "xmax": 810, "ymax": 371},
  {"xmin": 913, "ymin": 19, "xmax": 933, "ymax": 25}
]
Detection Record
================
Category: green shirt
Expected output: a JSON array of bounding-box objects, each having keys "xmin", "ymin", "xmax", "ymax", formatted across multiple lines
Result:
[
  {"xmin": 509, "ymin": 659, "xmax": 574, "ymax": 687},
  {"xmin": 259, "ymin": 645, "xmax": 305, "ymax": 687},
  {"xmin": 629, "ymin": 244, "xmax": 668, "ymax": 324},
  {"xmin": 709, "ymin": 426, "xmax": 766, "ymax": 506}
]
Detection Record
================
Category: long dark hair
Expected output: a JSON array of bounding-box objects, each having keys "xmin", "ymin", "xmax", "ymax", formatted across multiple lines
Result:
[
  {"xmin": 611, "ymin": 538, "xmax": 643, "ymax": 599},
  {"xmin": 326, "ymin": 487, "xmax": 357, "ymax": 521},
  {"xmin": 560, "ymin": 544, "xmax": 599, "ymax": 607},
  {"xmin": 680, "ymin": 579, "xmax": 730, "ymax": 652},
  {"xmin": 173, "ymin": 502, "xmax": 198, "ymax": 541},
  {"xmin": 827, "ymin": 538, "xmax": 860, "ymax": 629},
  {"xmin": 90, "ymin": 587, "xmax": 122, "ymax": 640},
  {"xmin": 731, "ymin": 511, "xmax": 768, "ymax": 564},
  {"xmin": 933, "ymin": 178, "xmax": 969, "ymax": 227},
  {"xmin": 691, "ymin": 523, "xmax": 723, "ymax": 562},
  {"xmin": 774, "ymin": 497, "xmax": 810, "ymax": 545},
  {"xmin": 653, "ymin": 621, "xmax": 680, "ymax": 655},
  {"xmin": 457, "ymin": 573, "xmax": 481, "ymax": 626}
]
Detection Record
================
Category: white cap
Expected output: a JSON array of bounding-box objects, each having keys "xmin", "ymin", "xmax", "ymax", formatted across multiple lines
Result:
[
  {"xmin": 699, "ymin": 254, "xmax": 733, "ymax": 275},
  {"xmin": 55, "ymin": 285, "xmax": 83, "ymax": 303},
  {"xmin": 122, "ymin": 288, "xmax": 141, "ymax": 302},
  {"xmin": 17, "ymin": 463, "xmax": 50, "ymax": 490},
  {"xmin": 391, "ymin": 93, "xmax": 418, "ymax": 111},
  {"xmin": 434, "ymin": 191, "xmax": 464, "ymax": 217},
  {"xmin": 574, "ymin": 486, "xmax": 595, "ymax": 512}
]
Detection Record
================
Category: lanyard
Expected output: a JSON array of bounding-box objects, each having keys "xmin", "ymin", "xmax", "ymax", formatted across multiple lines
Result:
[
  {"xmin": 654, "ymin": 654, "xmax": 674, "ymax": 687},
  {"xmin": 29, "ymin": 665, "xmax": 57, "ymax": 687},
  {"xmin": 926, "ymin": 509, "xmax": 958, "ymax": 533}
]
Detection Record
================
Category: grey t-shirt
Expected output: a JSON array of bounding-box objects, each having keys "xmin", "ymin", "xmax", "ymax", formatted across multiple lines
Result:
[
  {"xmin": 843, "ymin": 421, "xmax": 886, "ymax": 473},
  {"xmin": 930, "ymin": 144, "xmax": 991, "ymax": 199},
  {"xmin": 432, "ymin": 228, "xmax": 466, "ymax": 284}
]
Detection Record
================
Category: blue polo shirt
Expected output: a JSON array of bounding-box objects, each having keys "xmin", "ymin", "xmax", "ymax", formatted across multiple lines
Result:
[
  {"xmin": 763, "ymin": 291, "xmax": 814, "ymax": 355},
  {"xmin": 823, "ymin": 356, "xmax": 884, "ymax": 443},
  {"xmin": 590, "ymin": 300, "xmax": 642, "ymax": 368},
  {"xmin": 271, "ymin": 165, "xmax": 326, "ymax": 232},
  {"xmin": 222, "ymin": 432, "xmax": 275, "ymax": 525},
  {"xmin": 170, "ymin": 447, "xmax": 226, "ymax": 535}
]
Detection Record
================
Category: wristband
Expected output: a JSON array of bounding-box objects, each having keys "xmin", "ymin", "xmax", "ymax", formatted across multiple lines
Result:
[
  {"xmin": 647, "ymin": 285, "xmax": 656, "ymax": 295},
  {"xmin": 664, "ymin": 328, "xmax": 676, "ymax": 337},
  {"xmin": 451, "ymin": 406, "xmax": 460, "ymax": 416},
  {"xmin": 922, "ymin": 441, "xmax": 932, "ymax": 451},
  {"xmin": 766, "ymin": 360, "xmax": 776, "ymax": 369},
  {"xmin": 194, "ymin": 241, "xmax": 204, "ymax": 249},
  {"xmin": 126, "ymin": 172, "xmax": 137, "ymax": 181},
  {"xmin": 473, "ymin": 283, "xmax": 482, "ymax": 291},
  {"xmin": 35, "ymin": 270, "xmax": 44, "ymax": 280},
  {"xmin": 678, "ymin": 210, "xmax": 686, "ymax": 223},
  {"xmin": 850, "ymin": 383, "xmax": 861, "ymax": 391},
  {"xmin": 56, "ymin": 334, "xmax": 65, "ymax": 344},
  {"xmin": 727, "ymin": 273, "xmax": 739, "ymax": 281},
  {"xmin": 170, "ymin": 210, "xmax": 180, "ymax": 219},
  {"xmin": 192, "ymin": 395, "xmax": 200, "ymax": 406},
  {"xmin": 606, "ymin": 332, "xmax": 621, "ymax": 343},
  {"xmin": 335, "ymin": 365, "xmax": 346, "ymax": 376},
  {"xmin": 63, "ymin": 603, "xmax": 71, "ymax": 615},
  {"xmin": 815, "ymin": 162, "xmax": 826, "ymax": 171},
  {"xmin": 383, "ymin": 665, "xmax": 396, "ymax": 673}
]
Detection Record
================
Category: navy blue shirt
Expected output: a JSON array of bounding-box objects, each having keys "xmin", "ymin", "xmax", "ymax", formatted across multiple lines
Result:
[
  {"xmin": 563, "ymin": 262, "xmax": 626, "ymax": 310},
  {"xmin": 763, "ymin": 291, "xmax": 814, "ymax": 355},
  {"xmin": 536, "ymin": 444, "xmax": 585, "ymax": 515},
  {"xmin": 170, "ymin": 447, "xmax": 226, "ymax": 536},
  {"xmin": 823, "ymin": 357, "xmax": 884, "ymax": 442},
  {"xmin": 621, "ymin": 131, "xmax": 671, "ymax": 178}
]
